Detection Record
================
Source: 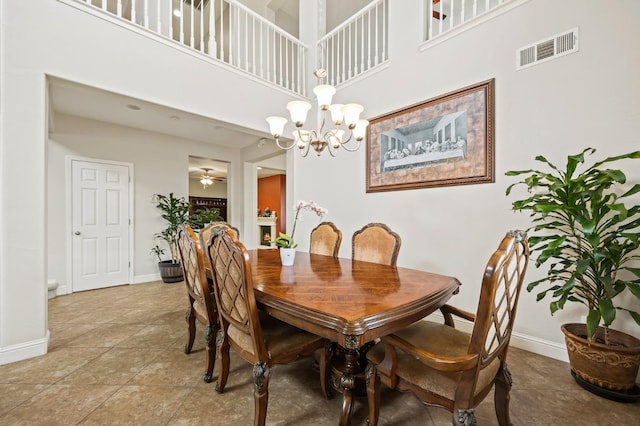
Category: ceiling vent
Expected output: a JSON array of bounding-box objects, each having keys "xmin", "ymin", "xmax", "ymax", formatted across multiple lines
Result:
[{"xmin": 517, "ymin": 27, "xmax": 579, "ymax": 70}]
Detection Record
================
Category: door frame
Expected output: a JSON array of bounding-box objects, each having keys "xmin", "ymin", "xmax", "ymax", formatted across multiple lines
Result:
[{"xmin": 65, "ymin": 155, "xmax": 135, "ymax": 293}]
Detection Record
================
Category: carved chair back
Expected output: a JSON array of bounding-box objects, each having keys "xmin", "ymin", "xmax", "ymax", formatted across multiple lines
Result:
[
  {"xmin": 175, "ymin": 224, "xmax": 218, "ymax": 382},
  {"xmin": 310, "ymin": 221, "xmax": 343, "ymax": 257},
  {"xmin": 352, "ymin": 222, "xmax": 401, "ymax": 266}
]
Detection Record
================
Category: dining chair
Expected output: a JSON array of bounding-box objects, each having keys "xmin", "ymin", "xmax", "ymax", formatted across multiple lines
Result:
[
  {"xmin": 365, "ymin": 230, "xmax": 530, "ymax": 426},
  {"xmin": 352, "ymin": 222, "xmax": 401, "ymax": 266},
  {"xmin": 199, "ymin": 221, "xmax": 239, "ymax": 245},
  {"xmin": 202, "ymin": 227, "xmax": 332, "ymax": 426},
  {"xmin": 310, "ymin": 221, "xmax": 343, "ymax": 257},
  {"xmin": 199, "ymin": 222, "xmax": 239, "ymax": 284},
  {"xmin": 175, "ymin": 224, "xmax": 219, "ymax": 383}
]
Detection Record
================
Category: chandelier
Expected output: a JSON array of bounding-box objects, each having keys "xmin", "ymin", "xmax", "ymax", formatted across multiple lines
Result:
[{"xmin": 266, "ymin": 69, "xmax": 369, "ymax": 157}]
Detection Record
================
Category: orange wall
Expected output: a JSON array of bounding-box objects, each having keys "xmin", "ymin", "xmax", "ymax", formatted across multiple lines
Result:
[{"xmin": 258, "ymin": 175, "xmax": 286, "ymax": 233}]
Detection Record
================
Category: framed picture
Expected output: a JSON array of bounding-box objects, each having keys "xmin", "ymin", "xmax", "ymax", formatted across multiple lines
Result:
[{"xmin": 366, "ymin": 79, "xmax": 495, "ymax": 192}]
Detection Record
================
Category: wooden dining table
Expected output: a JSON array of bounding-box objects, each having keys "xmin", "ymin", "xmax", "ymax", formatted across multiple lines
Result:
[{"xmin": 246, "ymin": 249, "xmax": 461, "ymax": 425}]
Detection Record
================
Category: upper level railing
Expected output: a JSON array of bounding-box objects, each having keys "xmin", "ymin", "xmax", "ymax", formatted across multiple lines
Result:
[
  {"xmin": 69, "ymin": 0, "xmax": 308, "ymax": 95},
  {"xmin": 317, "ymin": 0, "xmax": 388, "ymax": 87},
  {"xmin": 425, "ymin": 0, "xmax": 521, "ymax": 41},
  {"xmin": 67, "ymin": 0, "xmax": 526, "ymax": 93}
]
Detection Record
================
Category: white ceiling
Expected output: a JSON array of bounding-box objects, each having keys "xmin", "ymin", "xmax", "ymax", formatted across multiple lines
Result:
[{"xmin": 47, "ymin": 76, "xmax": 285, "ymax": 178}]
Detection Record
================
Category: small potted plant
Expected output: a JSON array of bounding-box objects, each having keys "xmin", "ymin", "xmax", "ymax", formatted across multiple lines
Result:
[
  {"xmin": 153, "ymin": 193, "xmax": 190, "ymax": 283},
  {"xmin": 274, "ymin": 200, "xmax": 327, "ymax": 266},
  {"xmin": 505, "ymin": 147, "xmax": 640, "ymax": 397}
]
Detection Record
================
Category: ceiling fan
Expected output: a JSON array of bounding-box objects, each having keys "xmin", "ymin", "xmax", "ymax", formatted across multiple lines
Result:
[
  {"xmin": 432, "ymin": 0, "xmax": 447, "ymax": 20},
  {"xmin": 200, "ymin": 168, "xmax": 224, "ymax": 189}
]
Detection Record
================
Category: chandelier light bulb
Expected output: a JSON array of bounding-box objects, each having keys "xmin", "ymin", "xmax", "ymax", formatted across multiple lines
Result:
[
  {"xmin": 266, "ymin": 116, "xmax": 287, "ymax": 138},
  {"xmin": 353, "ymin": 119, "xmax": 369, "ymax": 141},
  {"xmin": 313, "ymin": 85, "xmax": 336, "ymax": 109},
  {"xmin": 328, "ymin": 104, "xmax": 344, "ymax": 125},
  {"xmin": 286, "ymin": 101, "xmax": 312, "ymax": 126},
  {"xmin": 341, "ymin": 104, "xmax": 364, "ymax": 128}
]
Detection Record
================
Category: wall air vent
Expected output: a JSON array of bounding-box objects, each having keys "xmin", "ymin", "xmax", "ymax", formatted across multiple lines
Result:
[{"xmin": 517, "ymin": 27, "xmax": 579, "ymax": 70}]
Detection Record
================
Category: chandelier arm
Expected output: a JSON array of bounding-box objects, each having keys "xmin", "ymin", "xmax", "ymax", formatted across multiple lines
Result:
[
  {"xmin": 340, "ymin": 131, "xmax": 354, "ymax": 144},
  {"xmin": 300, "ymin": 141, "xmax": 312, "ymax": 157},
  {"xmin": 318, "ymin": 109, "xmax": 328, "ymax": 136},
  {"xmin": 274, "ymin": 137, "xmax": 297, "ymax": 151},
  {"xmin": 340, "ymin": 139, "xmax": 362, "ymax": 152}
]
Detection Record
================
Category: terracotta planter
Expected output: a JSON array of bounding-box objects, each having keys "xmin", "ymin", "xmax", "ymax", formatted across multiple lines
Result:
[
  {"xmin": 561, "ymin": 323, "xmax": 640, "ymax": 391},
  {"xmin": 158, "ymin": 260, "xmax": 184, "ymax": 283}
]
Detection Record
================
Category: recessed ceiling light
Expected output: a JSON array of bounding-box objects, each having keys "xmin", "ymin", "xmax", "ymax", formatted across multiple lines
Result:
[{"xmin": 126, "ymin": 104, "xmax": 141, "ymax": 110}]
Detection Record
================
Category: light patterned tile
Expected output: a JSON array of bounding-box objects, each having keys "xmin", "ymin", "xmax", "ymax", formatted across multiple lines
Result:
[
  {"xmin": 0, "ymin": 384, "xmax": 119, "ymax": 426},
  {"xmin": 57, "ymin": 348, "xmax": 164, "ymax": 385},
  {"xmin": 78, "ymin": 385, "xmax": 191, "ymax": 426}
]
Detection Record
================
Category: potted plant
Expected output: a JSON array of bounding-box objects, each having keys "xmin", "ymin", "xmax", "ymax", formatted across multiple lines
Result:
[
  {"xmin": 505, "ymin": 147, "xmax": 640, "ymax": 397},
  {"xmin": 188, "ymin": 207, "xmax": 222, "ymax": 231},
  {"xmin": 273, "ymin": 200, "xmax": 327, "ymax": 266},
  {"xmin": 153, "ymin": 192, "xmax": 190, "ymax": 283}
]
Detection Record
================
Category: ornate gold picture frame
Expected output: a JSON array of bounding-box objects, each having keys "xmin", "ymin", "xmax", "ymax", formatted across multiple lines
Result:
[{"xmin": 366, "ymin": 79, "xmax": 495, "ymax": 192}]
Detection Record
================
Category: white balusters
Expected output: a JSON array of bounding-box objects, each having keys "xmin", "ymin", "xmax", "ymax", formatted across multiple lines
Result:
[
  {"xmin": 425, "ymin": 0, "xmax": 516, "ymax": 41},
  {"xmin": 318, "ymin": 0, "xmax": 388, "ymax": 86},
  {"xmin": 66, "ymin": 0, "xmax": 308, "ymax": 96},
  {"xmin": 143, "ymin": 0, "xmax": 149, "ymax": 28},
  {"xmin": 189, "ymin": 0, "xmax": 194, "ymax": 48},
  {"xmin": 199, "ymin": 2, "xmax": 204, "ymax": 52},
  {"xmin": 168, "ymin": 0, "xmax": 173, "ymax": 42},
  {"xmin": 178, "ymin": 0, "xmax": 183, "ymax": 43}
]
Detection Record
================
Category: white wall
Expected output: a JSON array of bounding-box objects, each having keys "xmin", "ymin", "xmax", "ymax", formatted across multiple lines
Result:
[
  {"xmin": 288, "ymin": 0, "xmax": 640, "ymax": 360},
  {"xmin": 47, "ymin": 113, "xmax": 240, "ymax": 290},
  {"xmin": 2, "ymin": 0, "xmax": 639, "ymax": 365},
  {"xmin": 0, "ymin": 0, "xmax": 291, "ymax": 364},
  {"xmin": 189, "ymin": 179, "xmax": 228, "ymax": 198}
]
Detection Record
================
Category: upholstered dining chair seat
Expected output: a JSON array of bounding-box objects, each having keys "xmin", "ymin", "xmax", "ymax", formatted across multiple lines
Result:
[
  {"xmin": 192, "ymin": 295, "xmax": 216, "ymax": 320},
  {"xmin": 366, "ymin": 321, "xmax": 500, "ymax": 401},
  {"xmin": 228, "ymin": 315, "xmax": 329, "ymax": 358}
]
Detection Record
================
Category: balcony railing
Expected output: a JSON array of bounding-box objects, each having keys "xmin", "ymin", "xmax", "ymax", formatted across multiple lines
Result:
[
  {"xmin": 425, "ymin": 0, "xmax": 523, "ymax": 41},
  {"xmin": 65, "ymin": 0, "xmax": 526, "ymax": 93},
  {"xmin": 317, "ymin": 0, "xmax": 388, "ymax": 87},
  {"xmin": 67, "ymin": 0, "xmax": 308, "ymax": 95}
]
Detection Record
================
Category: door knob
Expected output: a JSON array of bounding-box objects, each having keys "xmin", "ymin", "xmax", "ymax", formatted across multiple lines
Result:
[{"xmin": 74, "ymin": 231, "xmax": 81, "ymax": 235}]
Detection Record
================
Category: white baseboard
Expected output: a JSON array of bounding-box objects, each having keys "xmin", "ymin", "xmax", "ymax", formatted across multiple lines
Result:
[
  {"xmin": 133, "ymin": 273, "xmax": 161, "ymax": 284},
  {"xmin": 47, "ymin": 279, "xmax": 60, "ymax": 299},
  {"xmin": 510, "ymin": 330, "xmax": 568, "ymax": 362},
  {"xmin": 0, "ymin": 331, "xmax": 49, "ymax": 366}
]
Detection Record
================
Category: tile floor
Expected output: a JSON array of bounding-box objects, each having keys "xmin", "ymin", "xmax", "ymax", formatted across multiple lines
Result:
[{"xmin": 1, "ymin": 281, "xmax": 638, "ymax": 425}]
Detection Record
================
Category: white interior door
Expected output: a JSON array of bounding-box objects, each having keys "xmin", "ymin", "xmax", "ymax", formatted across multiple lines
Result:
[{"xmin": 71, "ymin": 160, "xmax": 131, "ymax": 292}]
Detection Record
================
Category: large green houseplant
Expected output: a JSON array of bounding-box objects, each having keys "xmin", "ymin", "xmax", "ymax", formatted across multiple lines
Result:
[
  {"xmin": 506, "ymin": 148, "xmax": 640, "ymax": 395},
  {"xmin": 152, "ymin": 193, "xmax": 222, "ymax": 283},
  {"xmin": 153, "ymin": 193, "xmax": 190, "ymax": 283}
]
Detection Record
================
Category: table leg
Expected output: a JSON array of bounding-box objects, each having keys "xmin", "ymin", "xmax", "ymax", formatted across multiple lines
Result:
[{"xmin": 338, "ymin": 348, "xmax": 360, "ymax": 426}]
